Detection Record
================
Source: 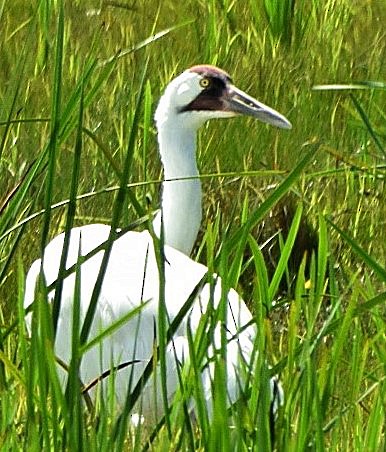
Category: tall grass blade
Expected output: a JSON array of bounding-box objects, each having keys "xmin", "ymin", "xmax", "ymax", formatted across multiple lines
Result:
[
  {"xmin": 39, "ymin": 0, "xmax": 64, "ymax": 258},
  {"xmin": 79, "ymin": 59, "xmax": 148, "ymax": 345},
  {"xmin": 349, "ymin": 93, "xmax": 385, "ymax": 158},
  {"xmin": 98, "ymin": 60, "xmax": 150, "ymax": 447},
  {"xmin": 227, "ymin": 143, "xmax": 319, "ymax": 263},
  {"xmin": 52, "ymin": 76, "xmax": 84, "ymax": 332},
  {"xmin": 326, "ymin": 217, "xmax": 386, "ymax": 282},
  {"xmin": 268, "ymin": 202, "xmax": 303, "ymax": 305}
]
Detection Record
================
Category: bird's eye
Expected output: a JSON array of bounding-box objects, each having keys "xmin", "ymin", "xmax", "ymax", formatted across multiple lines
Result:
[{"xmin": 199, "ymin": 77, "xmax": 211, "ymax": 88}]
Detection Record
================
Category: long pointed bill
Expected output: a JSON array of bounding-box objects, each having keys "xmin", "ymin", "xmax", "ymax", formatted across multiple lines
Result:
[{"xmin": 225, "ymin": 85, "xmax": 292, "ymax": 129}]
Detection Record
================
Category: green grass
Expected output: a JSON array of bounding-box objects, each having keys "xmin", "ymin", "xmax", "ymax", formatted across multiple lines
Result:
[{"xmin": 1, "ymin": 0, "xmax": 386, "ymax": 450}]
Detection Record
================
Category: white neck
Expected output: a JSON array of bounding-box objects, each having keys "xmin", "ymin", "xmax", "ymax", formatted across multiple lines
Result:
[{"xmin": 152, "ymin": 116, "xmax": 202, "ymax": 255}]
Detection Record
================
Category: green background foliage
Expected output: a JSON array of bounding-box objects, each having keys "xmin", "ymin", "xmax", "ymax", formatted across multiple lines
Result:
[{"xmin": 0, "ymin": 0, "xmax": 385, "ymax": 450}]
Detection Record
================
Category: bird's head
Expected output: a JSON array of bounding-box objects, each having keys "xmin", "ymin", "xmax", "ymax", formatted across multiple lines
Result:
[{"xmin": 155, "ymin": 65, "xmax": 292, "ymax": 130}]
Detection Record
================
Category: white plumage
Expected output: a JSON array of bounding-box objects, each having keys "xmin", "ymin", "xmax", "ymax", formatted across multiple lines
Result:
[{"xmin": 24, "ymin": 65, "xmax": 291, "ymax": 421}]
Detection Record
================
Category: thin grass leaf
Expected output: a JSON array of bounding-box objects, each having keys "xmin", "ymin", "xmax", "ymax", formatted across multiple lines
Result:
[
  {"xmin": 39, "ymin": 0, "xmax": 64, "ymax": 256},
  {"xmin": 268, "ymin": 202, "xmax": 303, "ymax": 304},
  {"xmin": 227, "ymin": 143, "xmax": 319, "ymax": 259},
  {"xmin": 79, "ymin": 59, "xmax": 148, "ymax": 346},
  {"xmin": 63, "ymin": 86, "xmax": 86, "ymax": 448},
  {"xmin": 100, "ymin": 21, "xmax": 194, "ymax": 67},
  {"xmin": 326, "ymin": 216, "xmax": 386, "ymax": 282},
  {"xmin": 99, "ymin": 60, "xmax": 150, "ymax": 447},
  {"xmin": 313, "ymin": 81, "xmax": 386, "ymax": 90},
  {"xmin": 52, "ymin": 71, "xmax": 84, "ymax": 331},
  {"xmin": 65, "ymin": 238, "xmax": 83, "ymax": 449},
  {"xmin": 79, "ymin": 302, "xmax": 149, "ymax": 356},
  {"xmin": 315, "ymin": 213, "xmax": 328, "ymax": 305},
  {"xmin": 186, "ymin": 318, "xmax": 210, "ymax": 440},
  {"xmin": 349, "ymin": 93, "xmax": 386, "ymax": 158},
  {"xmin": 142, "ymin": 81, "xmax": 152, "ymax": 191}
]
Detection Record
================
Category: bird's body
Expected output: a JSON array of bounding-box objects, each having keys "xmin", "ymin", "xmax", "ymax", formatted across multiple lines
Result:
[
  {"xmin": 24, "ymin": 224, "xmax": 255, "ymax": 418},
  {"xmin": 24, "ymin": 65, "xmax": 291, "ymax": 420}
]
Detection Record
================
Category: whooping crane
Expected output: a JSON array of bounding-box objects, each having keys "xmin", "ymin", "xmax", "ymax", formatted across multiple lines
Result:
[{"xmin": 24, "ymin": 65, "xmax": 291, "ymax": 423}]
